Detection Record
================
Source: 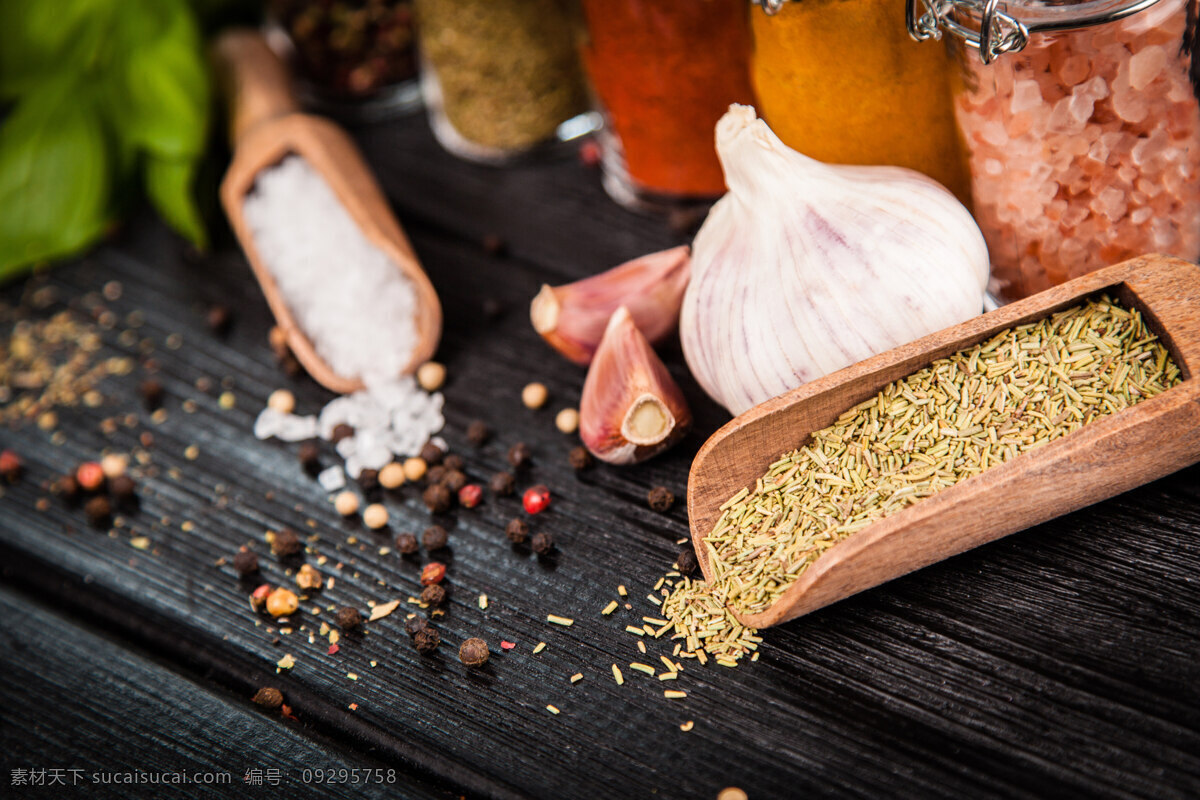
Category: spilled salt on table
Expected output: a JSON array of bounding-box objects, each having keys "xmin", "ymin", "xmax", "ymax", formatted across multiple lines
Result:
[{"xmin": 242, "ymin": 155, "xmax": 419, "ymax": 381}]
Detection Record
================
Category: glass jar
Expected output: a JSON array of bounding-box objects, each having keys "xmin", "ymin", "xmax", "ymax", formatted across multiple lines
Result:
[
  {"xmin": 578, "ymin": 0, "xmax": 757, "ymax": 214},
  {"xmin": 751, "ymin": 0, "xmax": 971, "ymax": 204},
  {"xmin": 267, "ymin": 0, "xmax": 421, "ymax": 122},
  {"xmin": 914, "ymin": 0, "xmax": 1200, "ymax": 299},
  {"xmin": 414, "ymin": 0, "xmax": 595, "ymax": 164}
]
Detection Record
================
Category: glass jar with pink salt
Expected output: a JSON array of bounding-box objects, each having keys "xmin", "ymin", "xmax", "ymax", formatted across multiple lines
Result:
[{"xmin": 909, "ymin": 0, "xmax": 1200, "ymax": 300}]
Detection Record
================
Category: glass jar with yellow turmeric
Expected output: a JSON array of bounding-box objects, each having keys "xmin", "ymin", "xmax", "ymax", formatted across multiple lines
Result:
[{"xmin": 750, "ymin": 0, "xmax": 970, "ymax": 203}]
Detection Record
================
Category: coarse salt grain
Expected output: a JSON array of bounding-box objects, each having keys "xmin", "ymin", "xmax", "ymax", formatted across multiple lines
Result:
[{"xmin": 242, "ymin": 156, "xmax": 419, "ymax": 382}]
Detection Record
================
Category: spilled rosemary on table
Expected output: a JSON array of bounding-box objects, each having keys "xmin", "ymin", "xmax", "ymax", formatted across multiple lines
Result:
[{"xmin": 701, "ymin": 296, "xmax": 1181, "ymax": 617}]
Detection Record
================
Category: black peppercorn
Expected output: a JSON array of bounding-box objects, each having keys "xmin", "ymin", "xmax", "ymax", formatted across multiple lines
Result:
[
  {"xmin": 85, "ymin": 496, "xmax": 111, "ymax": 528},
  {"xmin": 272, "ymin": 528, "xmax": 303, "ymax": 557},
  {"xmin": 489, "ymin": 471, "xmax": 516, "ymax": 496},
  {"xmin": 466, "ymin": 420, "xmax": 490, "ymax": 447},
  {"xmin": 423, "ymin": 483, "xmax": 453, "ymax": 514},
  {"xmin": 330, "ymin": 423, "xmax": 355, "ymax": 443},
  {"xmin": 252, "ymin": 687, "xmax": 283, "ymax": 710},
  {"xmin": 413, "ymin": 626, "xmax": 441, "ymax": 654},
  {"xmin": 232, "ymin": 549, "xmax": 259, "ymax": 576},
  {"xmin": 459, "ymin": 637, "xmax": 490, "ymax": 667},
  {"xmin": 110, "ymin": 474, "xmax": 137, "ymax": 507},
  {"xmin": 426, "ymin": 465, "xmax": 447, "ymax": 486},
  {"xmin": 207, "ymin": 304, "xmax": 232, "ymax": 336},
  {"xmin": 54, "ymin": 475, "xmax": 81, "ymax": 507},
  {"xmin": 443, "ymin": 454, "xmax": 465, "ymax": 472},
  {"xmin": 405, "ymin": 615, "xmax": 429, "ymax": 638},
  {"xmin": 298, "ymin": 441, "xmax": 321, "ymax": 476},
  {"xmin": 505, "ymin": 518, "xmax": 529, "ymax": 544},
  {"xmin": 358, "ymin": 468, "xmax": 380, "ymax": 492},
  {"xmin": 442, "ymin": 469, "xmax": 467, "ymax": 493},
  {"xmin": 395, "ymin": 532, "xmax": 419, "ymax": 554},
  {"xmin": 482, "ymin": 298, "xmax": 504, "ymax": 320},
  {"xmin": 336, "ymin": 606, "xmax": 363, "ymax": 630},
  {"xmin": 531, "ymin": 531, "xmax": 554, "ymax": 556},
  {"xmin": 419, "ymin": 441, "xmax": 444, "ymax": 466},
  {"xmin": 507, "ymin": 442, "xmax": 532, "ymax": 470},
  {"xmin": 422, "ymin": 525, "xmax": 449, "ymax": 551},
  {"xmin": 281, "ymin": 354, "xmax": 302, "ymax": 377},
  {"xmin": 139, "ymin": 378, "xmax": 164, "ymax": 411},
  {"xmin": 420, "ymin": 584, "xmax": 447, "ymax": 607},
  {"xmin": 568, "ymin": 446, "xmax": 593, "ymax": 471},
  {"xmin": 676, "ymin": 547, "xmax": 699, "ymax": 576},
  {"xmin": 648, "ymin": 486, "xmax": 675, "ymax": 512}
]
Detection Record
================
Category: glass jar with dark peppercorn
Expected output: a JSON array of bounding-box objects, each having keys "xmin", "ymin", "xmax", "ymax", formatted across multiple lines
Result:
[{"xmin": 267, "ymin": 0, "xmax": 421, "ymax": 122}]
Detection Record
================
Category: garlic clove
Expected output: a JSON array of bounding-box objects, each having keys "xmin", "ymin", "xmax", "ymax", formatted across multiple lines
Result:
[
  {"xmin": 531, "ymin": 245, "xmax": 691, "ymax": 366},
  {"xmin": 580, "ymin": 306, "xmax": 692, "ymax": 465}
]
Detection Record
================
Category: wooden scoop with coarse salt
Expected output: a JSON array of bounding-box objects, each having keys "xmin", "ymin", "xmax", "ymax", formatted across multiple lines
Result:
[
  {"xmin": 687, "ymin": 254, "xmax": 1200, "ymax": 629},
  {"xmin": 212, "ymin": 29, "xmax": 441, "ymax": 394}
]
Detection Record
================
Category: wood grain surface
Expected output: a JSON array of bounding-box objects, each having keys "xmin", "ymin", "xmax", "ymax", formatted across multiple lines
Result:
[
  {"xmin": 689, "ymin": 255, "xmax": 1200, "ymax": 627},
  {"xmin": 2, "ymin": 112, "xmax": 1199, "ymax": 799}
]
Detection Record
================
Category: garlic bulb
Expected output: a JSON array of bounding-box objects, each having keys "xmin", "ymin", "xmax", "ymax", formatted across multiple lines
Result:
[{"xmin": 681, "ymin": 105, "xmax": 990, "ymax": 416}]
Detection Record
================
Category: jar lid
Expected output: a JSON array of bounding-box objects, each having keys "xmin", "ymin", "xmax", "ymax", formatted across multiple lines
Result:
[{"xmin": 907, "ymin": 0, "xmax": 1162, "ymax": 63}]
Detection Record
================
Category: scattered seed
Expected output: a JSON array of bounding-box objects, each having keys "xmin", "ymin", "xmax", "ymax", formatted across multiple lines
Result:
[
  {"xmin": 420, "ymin": 584, "xmax": 447, "ymax": 607},
  {"xmin": 232, "ymin": 549, "xmax": 259, "ymax": 576},
  {"xmin": 363, "ymin": 503, "xmax": 389, "ymax": 530},
  {"xmin": 567, "ymin": 446, "xmax": 593, "ymax": 471},
  {"xmin": 334, "ymin": 491, "xmax": 360, "ymax": 516},
  {"xmin": 85, "ymin": 496, "xmax": 112, "ymax": 527},
  {"xmin": 423, "ymin": 483, "xmax": 452, "ymax": 513},
  {"xmin": 416, "ymin": 362, "xmax": 446, "ymax": 392},
  {"xmin": 413, "ymin": 626, "xmax": 441, "ymax": 653},
  {"xmin": 459, "ymin": 637, "xmax": 489, "ymax": 667},
  {"xmin": 680, "ymin": 720, "xmax": 694, "ymax": 732},
  {"xmin": 268, "ymin": 389, "xmax": 296, "ymax": 414},
  {"xmin": 219, "ymin": 391, "xmax": 236, "ymax": 409},
  {"xmin": 647, "ymin": 486, "xmax": 674, "ymax": 512},
  {"xmin": 505, "ymin": 518, "xmax": 529, "ymax": 544},
  {"xmin": 296, "ymin": 564, "xmax": 323, "ymax": 590},
  {"xmin": 507, "ymin": 442, "xmax": 532, "ymax": 470},
  {"xmin": 531, "ymin": 531, "xmax": 554, "ymax": 556},
  {"xmin": 402, "ymin": 456, "xmax": 427, "ymax": 481},
  {"xmin": 522, "ymin": 382, "xmax": 548, "ymax": 409},
  {"xmin": 555, "ymin": 407, "xmax": 579, "ymax": 434},
  {"xmin": 466, "ymin": 419, "xmax": 491, "ymax": 446},
  {"xmin": 253, "ymin": 687, "xmax": 283, "ymax": 709},
  {"xmin": 336, "ymin": 607, "xmax": 363, "ymax": 630},
  {"xmin": 266, "ymin": 587, "xmax": 299, "ymax": 617},
  {"xmin": 378, "ymin": 462, "xmax": 405, "ymax": 489}
]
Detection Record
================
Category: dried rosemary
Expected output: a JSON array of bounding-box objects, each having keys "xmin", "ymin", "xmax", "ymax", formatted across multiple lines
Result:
[{"xmin": 705, "ymin": 296, "xmax": 1182, "ymax": 616}]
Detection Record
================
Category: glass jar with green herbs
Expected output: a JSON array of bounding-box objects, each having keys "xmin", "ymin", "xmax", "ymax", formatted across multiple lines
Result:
[{"xmin": 414, "ymin": 0, "xmax": 592, "ymax": 162}]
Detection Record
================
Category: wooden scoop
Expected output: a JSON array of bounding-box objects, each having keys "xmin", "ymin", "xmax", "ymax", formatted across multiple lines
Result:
[
  {"xmin": 213, "ymin": 29, "xmax": 441, "ymax": 394},
  {"xmin": 688, "ymin": 254, "xmax": 1200, "ymax": 629}
]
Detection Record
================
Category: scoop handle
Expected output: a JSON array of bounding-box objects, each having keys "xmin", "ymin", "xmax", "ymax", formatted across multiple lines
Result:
[{"xmin": 211, "ymin": 28, "xmax": 300, "ymax": 146}]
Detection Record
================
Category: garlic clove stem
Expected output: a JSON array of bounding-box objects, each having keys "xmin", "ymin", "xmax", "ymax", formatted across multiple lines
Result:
[
  {"xmin": 580, "ymin": 306, "xmax": 692, "ymax": 465},
  {"xmin": 530, "ymin": 246, "xmax": 691, "ymax": 366}
]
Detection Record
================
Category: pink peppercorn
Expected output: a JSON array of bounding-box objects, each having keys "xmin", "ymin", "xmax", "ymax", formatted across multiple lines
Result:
[
  {"xmin": 523, "ymin": 485, "xmax": 551, "ymax": 514},
  {"xmin": 420, "ymin": 562, "xmax": 446, "ymax": 586},
  {"xmin": 458, "ymin": 484, "xmax": 483, "ymax": 509}
]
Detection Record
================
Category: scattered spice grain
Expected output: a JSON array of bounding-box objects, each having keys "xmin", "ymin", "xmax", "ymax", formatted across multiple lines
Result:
[
  {"xmin": 420, "ymin": 562, "xmax": 447, "ymax": 585},
  {"xmin": 53, "ymin": 475, "xmax": 81, "ymax": 506},
  {"xmin": 531, "ymin": 531, "xmax": 554, "ymax": 556},
  {"xmin": 405, "ymin": 616, "xmax": 429, "ymax": 638},
  {"xmin": 0, "ymin": 451, "xmax": 21, "ymax": 483},
  {"xmin": 554, "ymin": 407, "xmax": 579, "ymax": 434},
  {"xmin": 403, "ymin": 456, "xmax": 428, "ymax": 481},
  {"xmin": 466, "ymin": 420, "xmax": 490, "ymax": 446},
  {"xmin": 206, "ymin": 304, "xmax": 232, "ymax": 336},
  {"xmin": 416, "ymin": 362, "xmax": 446, "ymax": 392},
  {"xmin": 252, "ymin": 687, "xmax": 284, "ymax": 710},
  {"xmin": 442, "ymin": 469, "xmax": 468, "ymax": 493},
  {"xmin": 334, "ymin": 491, "xmax": 360, "ymax": 517},
  {"xmin": 422, "ymin": 525, "xmax": 449, "ymax": 550},
  {"xmin": 379, "ymin": 462, "xmax": 405, "ymax": 489},
  {"xmin": 298, "ymin": 442, "xmax": 321, "ymax": 476},
  {"xmin": 507, "ymin": 442, "xmax": 532, "ymax": 470},
  {"xmin": 266, "ymin": 587, "xmax": 300, "ymax": 617},
  {"xmin": 489, "ymin": 471, "xmax": 516, "ymax": 496},
  {"xmin": 268, "ymin": 389, "xmax": 296, "ymax": 414},
  {"xmin": 336, "ymin": 606, "xmax": 363, "ymax": 630},
  {"xmin": 363, "ymin": 504, "xmax": 389, "ymax": 530},
  {"xmin": 443, "ymin": 454, "xmax": 465, "ymax": 472},
  {"xmin": 84, "ymin": 496, "xmax": 112, "ymax": 528},
  {"xmin": 458, "ymin": 484, "xmax": 483, "ymax": 508},
  {"xmin": 140, "ymin": 379, "xmax": 164, "ymax": 410},
  {"xmin": 568, "ymin": 446, "xmax": 593, "ymax": 471},
  {"xmin": 76, "ymin": 462, "xmax": 105, "ymax": 493},
  {"xmin": 423, "ymin": 483, "xmax": 453, "ymax": 513},
  {"xmin": 272, "ymin": 529, "xmax": 304, "ymax": 557},
  {"xmin": 419, "ymin": 441, "xmax": 445, "ymax": 466},
  {"xmin": 505, "ymin": 518, "xmax": 529, "ymax": 544},
  {"xmin": 521, "ymin": 382, "xmax": 548, "ymax": 409},
  {"xmin": 395, "ymin": 532, "xmax": 419, "ymax": 554},
  {"xmin": 458, "ymin": 637, "xmax": 490, "ymax": 667},
  {"xmin": 647, "ymin": 486, "xmax": 674, "ymax": 512},
  {"xmin": 413, "ymin": 626, "xmax": 441, "ymax": 654},
  {"xmin": 296, "ymin": 564, "xmax": 323, "ymax": 590},
  {"xmin": 232, "ymin": 550, "xmax": 260, "ymax": 576},
  {"xmin": 420, "ymin": 584, "xmax": 447, "ymax": 607},
  {"xmin": 675, "ymin": 548, "xmax": 698, "ymax": 577}
]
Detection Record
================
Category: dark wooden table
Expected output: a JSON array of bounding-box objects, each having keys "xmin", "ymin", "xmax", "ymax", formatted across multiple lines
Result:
[{"xmin": 2, "ymin": 112, "xmax": 1199, "ymax": 800}]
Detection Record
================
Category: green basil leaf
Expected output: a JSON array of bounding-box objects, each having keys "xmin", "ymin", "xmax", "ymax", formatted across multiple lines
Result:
[
  {"xmin": 145, "ymin": 154, "xmax": 206, "ymax": 248},
  {"xmin": 0, "ymin": 0, "xmax": 113, "ymax": 99},
  {"xmin": 118, "ymin": 0, "xmax": 210, "ymax": 159},
  {"xmin": 0, "ymin": 77, "xmax": 112, "ymax": 279}
]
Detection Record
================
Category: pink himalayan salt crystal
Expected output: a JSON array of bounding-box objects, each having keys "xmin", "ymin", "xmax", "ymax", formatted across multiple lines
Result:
[{"xmin": 952, "ymin": 0, "xmax": 1200, "ymax": 299}]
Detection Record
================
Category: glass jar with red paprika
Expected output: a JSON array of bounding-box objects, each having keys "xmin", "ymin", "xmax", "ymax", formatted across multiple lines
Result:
[{"xmin": 578, "ymin": 0, "xmax": 758, "ymax": 214}]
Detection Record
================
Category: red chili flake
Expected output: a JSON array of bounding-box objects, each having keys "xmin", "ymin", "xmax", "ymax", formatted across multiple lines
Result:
[
  {"xmin": 348, "ymin": 702, "xmax": 359, "ymax": 711},
  {"xmin": 280, "ymin": 704, "xmax": 298, "ymax": 721},
  {"xmin": 328, "ymin": 644, "xmax": 340, "ymax": 656},
  {"xmin": 420, "ymin": 561, "xmax": 446, "ymax": 585},
  {"xmin": 500, "ymin": 640, "xmax": 516, "ymax": 650},
  {"xmin": 523, "ymin": 485, "xmax": 551, "ymax": 514},
  {"xmin": 579, "ymin": 140, "xmax": 601, "ymax": 168},
  {"xmin": 76, "ymin": 461, "xmax": 105, "ymax": 492},
  {"xmin": 458, "ymin": 483, "xmax": 483, "ymax": 509},
  {"xmin": 0, "ymin": 449, "xmax": 22, "ymax": 482}
]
